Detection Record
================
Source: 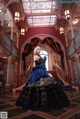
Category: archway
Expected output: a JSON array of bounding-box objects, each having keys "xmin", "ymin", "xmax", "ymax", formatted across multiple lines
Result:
[{"xmin": 20, "ymin": 34, "xmax": 68, "ymax": 75}]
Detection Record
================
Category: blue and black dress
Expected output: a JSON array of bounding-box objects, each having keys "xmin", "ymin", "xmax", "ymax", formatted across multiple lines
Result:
[
  {"xmin": 26, "ymin": 55, "xmax": 49, "ymax": 84},
  {"xmin": 16, "ymin": 55, "xmax": 70, "ymax": 110}
]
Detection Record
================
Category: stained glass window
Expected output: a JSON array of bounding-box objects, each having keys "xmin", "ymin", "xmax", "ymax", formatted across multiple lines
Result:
[{"xmin": 22, "ymin": 0, "xmax": 57, "ymax": 27}]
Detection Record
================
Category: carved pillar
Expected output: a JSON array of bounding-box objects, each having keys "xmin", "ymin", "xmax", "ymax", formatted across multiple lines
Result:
[
  {"xmin": 69, "ymin": 18, "xmax": 76, "ymax": 51},
  {"xmin": 68, "ymin": 59, "xmax": 74, "ymax": 82},
  {"xmin": 1, "ymin": 4, "xmax": 6, "ymax": 27},
  {"xmin": 11, "ymin": 21, "xmax": 14, "ymax": 40},
  {"xmin": 13, "ymin": 62, "xmax": 18, "ymax": 87},
  {"xmin": 16, "ymin": 33, "xmax": 19, "ymax": 48},
  {"xmin": 75, "ymin": 54, "xmax": 80, "ymax": 82},
  {"xmin": 6, "ymin": 56, "xmax": 12, "ymax": 91},
  {"xmin": 65, "ymin": 34, "xmax": 68, "ymax": 48},
  {"xmin": 15, "ymin": 62, "xmax": 18, "ymax": 73},
  {"xmin": 64, "ymin": 56, "xmax": 69, "ymax": 76}
]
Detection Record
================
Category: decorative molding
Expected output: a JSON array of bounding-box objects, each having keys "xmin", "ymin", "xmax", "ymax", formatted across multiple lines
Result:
[{"xmin": 20, "ymin": 34, "xmax": 67, "ymax": 74}]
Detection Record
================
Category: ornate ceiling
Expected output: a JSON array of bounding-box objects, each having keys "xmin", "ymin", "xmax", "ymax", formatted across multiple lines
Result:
[{"xmin": 0, "ymin": 0, "xmax": 80, "ymax": 35}]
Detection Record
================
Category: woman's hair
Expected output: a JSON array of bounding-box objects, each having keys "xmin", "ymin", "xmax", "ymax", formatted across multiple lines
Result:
[{"xmin": 34, "ymin": 46, "xmax": 41, "ymax": 54}]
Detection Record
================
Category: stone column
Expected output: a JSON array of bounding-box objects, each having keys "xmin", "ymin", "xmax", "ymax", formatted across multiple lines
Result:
[
  {"xmin": 68, "ymin": 59, "xmax": 74, "ymax": 82},
  {"xmin": 64, "ymin": 56, "xmax": 69, "ymax": 76},
  {"xmin": 69, "ymin": 17, "xmax": 76, "ymax": 50},
  {"xmin": 6, "ymin": 56, "xmax": 12, "ymax": 91},
  {"xmin": 1, "ymin": 4, "xmax": 6, "ymax": 27},
  {"xmin": 65, "ymin": 34, "xmax": 68, "ymax": 48},
  {"xmin": 75, "ymin": 54, "xmax": 80, "ymax": 82},
  {"xmin": 11, "ymin": 21, "xmax": 14, "ymax": 40},
  {"xmin": 16, "ymin": 33, "xmax": 19, "ymax": 48},
  {"xmin": 13, "ymin": 62, "xmax": 18, "ymax": 87}
]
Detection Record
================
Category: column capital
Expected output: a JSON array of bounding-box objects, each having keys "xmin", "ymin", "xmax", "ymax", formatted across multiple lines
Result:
[
  {"xmin": 8, "ymin": 56, "xmax": 12, "ymax": 61},
  {"xmin": 74, "ymin": 54, "xmax": 79, "ymax": 58},
  {"xmin": 15, "ymin": 61, "xmax": 18, "ymax": 65}
]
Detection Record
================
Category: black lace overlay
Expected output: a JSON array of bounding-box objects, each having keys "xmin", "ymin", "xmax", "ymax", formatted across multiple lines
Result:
[{"xmin": 16, "ymin": 77, "xmax": 70, "ymax": 110}]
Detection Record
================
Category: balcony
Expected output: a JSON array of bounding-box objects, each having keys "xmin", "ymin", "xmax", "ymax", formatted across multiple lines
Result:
[
  {"xmin": 75, "ymin": 32, "xmax": 80, "ymax": 48},
  {"xmin": 0, "ymin": 28, "xmax": 18, "ymax": 58},
  {"xmin": 67, "ymin": 31, "xmax": 80, "ymax": 56},
  {"xmin": 1, "ymin": 32, "xmax": 11, "ymax": 52},
  {"xmin": 67, "ymin": 39, "xmax": 74, "ymax": 56},
  {"xmin": 12, "ymin": 42, "xmax": 18, "ymax": 57}
]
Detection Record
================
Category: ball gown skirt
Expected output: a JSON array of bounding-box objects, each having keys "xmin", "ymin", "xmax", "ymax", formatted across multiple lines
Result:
[{"xmin": 15, "ymin": 63, "xmax": 70, "ymax": 110}]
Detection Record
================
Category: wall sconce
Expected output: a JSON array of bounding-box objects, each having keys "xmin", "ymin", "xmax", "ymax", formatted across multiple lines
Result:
[
  {"xmin": 59, "ymin": 27, "xmax": 64, "ymax": 34},
  {"xmin": 64, "ymin": 10, "xmax": 70, "ymax": 20},
  {"xmin": 0, "ymin": 8, "xmax": 2, "ymax": 12},
  {"xmin": 21, "ymin": 28, "xmax": 25, "ymax": 35},
  {"xmin": 3, "ymin": 57, "xmax": 7, "ymax": 59},
  {"xmin": 72, "ymin": 18, "xmax": 79, "ymax": 25},
  {"xmin": 14, "ymin": 12, "xmax": 20, "ymax": 22}
]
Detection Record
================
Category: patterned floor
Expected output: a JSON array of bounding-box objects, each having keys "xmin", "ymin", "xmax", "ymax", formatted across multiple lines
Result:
[{"xmin": 0, "ymin": 91, "xmax": 80, "ymax": 119}]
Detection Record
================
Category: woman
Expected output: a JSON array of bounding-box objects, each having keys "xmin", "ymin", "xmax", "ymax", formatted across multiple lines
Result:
[
  {"xmin": 26, "ymin": 46, "xmax": 49, "ymax": 85},
  {"xmin": 16, "ymin": 46, "xmax": 70, "ymax": 110}
]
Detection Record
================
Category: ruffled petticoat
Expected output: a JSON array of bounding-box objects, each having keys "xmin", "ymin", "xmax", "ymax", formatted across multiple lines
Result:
[{"xmin": 15, "ymin": 77, "xmax": 70, "ymax": 111}]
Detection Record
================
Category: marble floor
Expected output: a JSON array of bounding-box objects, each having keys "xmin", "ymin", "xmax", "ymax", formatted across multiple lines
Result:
[{"xmin": 0, "ymin": 91, "xmax": 80, "ymax": 119}]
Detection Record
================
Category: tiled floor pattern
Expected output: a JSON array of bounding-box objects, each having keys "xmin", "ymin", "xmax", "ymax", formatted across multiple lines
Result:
[{"xmin": 0, "ymin": 91, "xmax": 80, "ymax": 119}]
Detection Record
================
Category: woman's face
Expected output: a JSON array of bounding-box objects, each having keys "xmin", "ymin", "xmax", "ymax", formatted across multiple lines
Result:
[{"xmin": 37, "ymin": 47, "xmax": 41, "ymax": 54}]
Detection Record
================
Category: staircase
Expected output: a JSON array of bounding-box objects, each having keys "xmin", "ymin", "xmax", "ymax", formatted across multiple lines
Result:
[{"xmin": 13, "ymin": 64, "xmax": 79, "ymax": 93}]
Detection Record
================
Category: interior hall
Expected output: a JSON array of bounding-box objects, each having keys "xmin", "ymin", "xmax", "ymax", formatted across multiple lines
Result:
[{"xmin": 0, "ymin": 0, "xmax": 80, "ymax": 119}]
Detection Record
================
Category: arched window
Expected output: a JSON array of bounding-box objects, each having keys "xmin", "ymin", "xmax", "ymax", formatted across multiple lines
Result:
[{"xmin": 40, "ymin": 50, "xmax": 48, "ymax": 71}]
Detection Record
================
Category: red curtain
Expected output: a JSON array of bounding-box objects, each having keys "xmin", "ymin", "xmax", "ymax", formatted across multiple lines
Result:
[
  {"xmin": 31, "ymin": 37, "xmax": 39, "ymax": 46},
  {"xmin": 23, "ymin": 43, "xmax": 30, "ymax": 54},
  {"xmin": 55, "ymin": 42, "xmax": 62, "ymax": 51},
  {"xmin": 47, "ymin": 37, "xmax": 54, "ymax": 45},
  {"xmin": 22, "ymin": 37, "xmax": 64, "ymax": 69}
]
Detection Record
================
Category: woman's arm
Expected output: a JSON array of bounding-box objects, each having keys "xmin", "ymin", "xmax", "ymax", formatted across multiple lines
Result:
[
  {"xmin": 33, "ymin": 55, "xmax": 40, "ymax": 67},
  {"xmin": 35, "ymin": 56, "xmax": 46, "ymax": 65}
]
